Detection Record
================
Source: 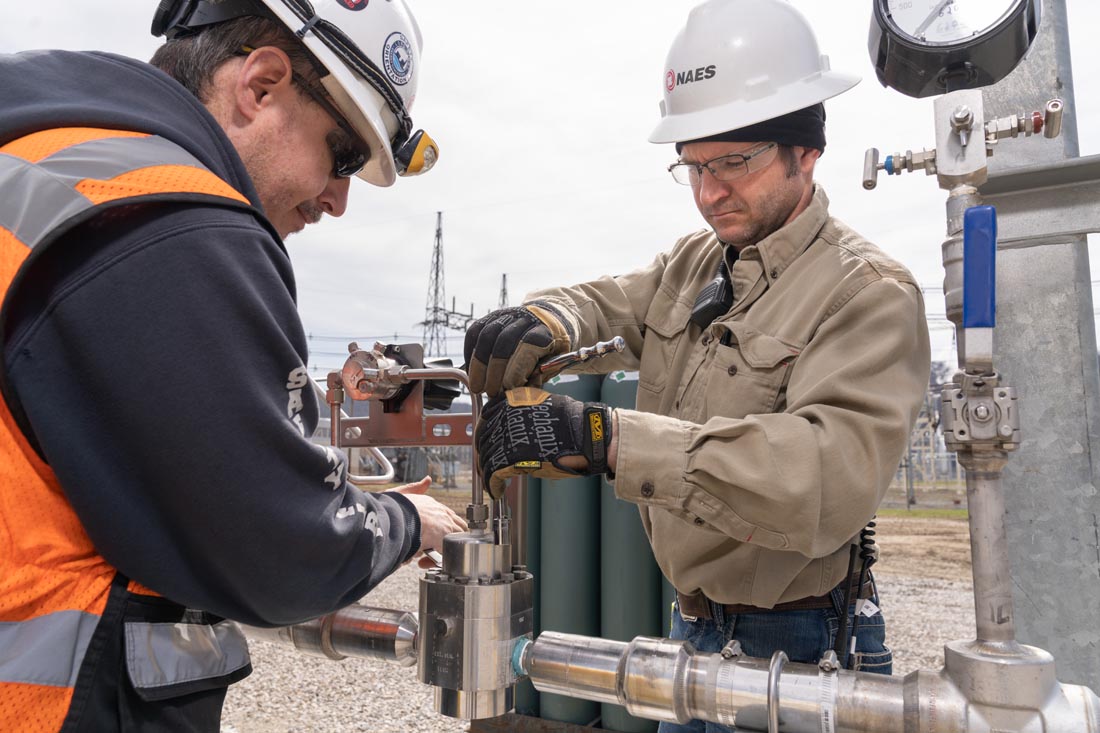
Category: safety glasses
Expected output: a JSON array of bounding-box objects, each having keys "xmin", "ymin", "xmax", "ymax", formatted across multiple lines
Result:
[
  {"xmin": 290, "ymin": 71, "xmax": 368, "ymax": 178},
  {"xmin": 275, "ymin": 0, "xmax": 437, "ymax": 176}
]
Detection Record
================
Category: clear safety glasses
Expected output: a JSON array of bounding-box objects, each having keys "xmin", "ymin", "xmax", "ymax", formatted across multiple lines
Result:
[{"xmin": 668, "ymin": 142, "xmax": 778, "ymax": 186}]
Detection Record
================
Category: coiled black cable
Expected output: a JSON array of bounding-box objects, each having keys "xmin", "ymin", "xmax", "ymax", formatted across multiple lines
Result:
[{"xmin": 845, "ymin": 519, "xmax": 878, "ymax": 670}]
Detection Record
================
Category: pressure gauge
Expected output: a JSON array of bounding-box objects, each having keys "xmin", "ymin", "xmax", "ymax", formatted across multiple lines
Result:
[{"xmin": 869, "ymin": 0, "xmax": 1041, "ymax": 98}]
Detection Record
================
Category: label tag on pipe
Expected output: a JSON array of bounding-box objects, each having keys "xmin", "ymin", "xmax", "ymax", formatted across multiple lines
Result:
[{"xmin": 819, "ymin": 670, "xmax": 837, "ymax": 733}]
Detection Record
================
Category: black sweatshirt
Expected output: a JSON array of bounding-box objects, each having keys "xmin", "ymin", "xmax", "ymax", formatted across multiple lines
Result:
[{"xmin": 0, "ymin": 50, "xmax": 420, "ymax": 626}]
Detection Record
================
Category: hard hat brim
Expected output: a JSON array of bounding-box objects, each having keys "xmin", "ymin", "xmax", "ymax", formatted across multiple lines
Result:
[{"xmin": 649, "ymin": 71, "xmax": 860, "ymax": 146}]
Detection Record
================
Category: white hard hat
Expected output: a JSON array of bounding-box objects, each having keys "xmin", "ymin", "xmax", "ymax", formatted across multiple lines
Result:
[
  {"xmin": 153, "ymin": 0, "xmax": 438, "ymax": 186},
  {"xmin": 649, "ymin": 0, "xmax": 860, "ymax": 145}
]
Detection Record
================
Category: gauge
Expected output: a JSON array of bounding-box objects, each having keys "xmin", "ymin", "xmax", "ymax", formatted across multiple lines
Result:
[{"xmin": 869, "ymin": 0, "xmax": 1041, "ymax": 98}]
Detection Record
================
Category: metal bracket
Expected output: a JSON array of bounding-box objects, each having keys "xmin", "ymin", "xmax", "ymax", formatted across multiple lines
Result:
[{"xmin": 719, "ymin": 639, "xmax": 743, "ymax": 659}]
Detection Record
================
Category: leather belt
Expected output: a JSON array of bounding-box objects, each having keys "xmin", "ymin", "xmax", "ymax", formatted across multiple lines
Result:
[{"xmin": 676, "ymin": 574, "xmax": 875, "ymax": 622}]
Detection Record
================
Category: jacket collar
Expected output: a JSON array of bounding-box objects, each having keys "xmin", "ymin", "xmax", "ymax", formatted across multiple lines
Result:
[
  {"xmin": 740, "ymin": 184, "xmax": 828, "ymax": 278},
  {"xmin": 726, "ymin": 184, "xmax": 829, "ymax": 313}
]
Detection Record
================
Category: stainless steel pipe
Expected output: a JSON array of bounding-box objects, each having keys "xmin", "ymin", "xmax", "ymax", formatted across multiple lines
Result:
[
  {"xmin": 517, "ymin": 631, "xmax": 1100, "ymax": 732},
  {"xmin": 393, "ymin": 365, "xmax": 483, "ymax": 508},
  {"xmin": 243, "ymin": 605, "xmax": 417, "ymax": 666},
  {"xmin": 518, "ymin": 632, "xmax": 905, "ymax": 732},
  {"xmin": 315, "ymin": 378, "xmax": 396, "ymax": 486},
  {"xmin": 958, "ymin": 453, "xmax": 1019, "ymax": 645}
]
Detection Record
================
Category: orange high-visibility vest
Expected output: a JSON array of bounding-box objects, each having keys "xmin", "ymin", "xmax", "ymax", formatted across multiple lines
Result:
[{"xmin": 0, "ymin": 127, "xmax": 255, "ymax": 732}]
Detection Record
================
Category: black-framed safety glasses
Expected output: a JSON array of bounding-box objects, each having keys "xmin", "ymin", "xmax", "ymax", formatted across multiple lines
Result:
[
  {"xmin": 290, "ymin": 71, "xmax": 369, "ymax": 178},
  {"xmin": 234, "ymin": 46, "xmax": 367, "ymax": 178}
]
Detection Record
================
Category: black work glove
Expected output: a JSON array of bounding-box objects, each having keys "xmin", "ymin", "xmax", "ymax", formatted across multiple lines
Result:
[
  {"xmin": 476, "ymin": 387, "xmax": 613, "ymax": 499},
  {"xmin": 464, "ymin": 303, "xmax": 574, "ymax": 396}
]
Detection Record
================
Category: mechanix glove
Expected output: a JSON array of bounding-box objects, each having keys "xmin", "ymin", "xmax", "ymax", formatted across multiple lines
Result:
[
  {"xmin": 476, "ymin": 387, "xmax": 613, "ymax": 499},
  {"xmin": 464, "ymin": 302, "xmax": 574, "ymax": 397}
]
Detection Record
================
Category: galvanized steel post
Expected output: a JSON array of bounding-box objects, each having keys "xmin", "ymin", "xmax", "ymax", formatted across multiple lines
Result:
[{"xmin": 978, "ymin": 0, "xmax": 1100, "ymax": 688}]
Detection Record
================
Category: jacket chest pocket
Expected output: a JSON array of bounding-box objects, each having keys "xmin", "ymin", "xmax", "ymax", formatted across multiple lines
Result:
[
  {"xmin": 705, "ymin": 322, "xmax": 800, "ymax": 420},
  {"xmin": 638, "ymin": 289, "xmax": 693, "ymax": 399}
]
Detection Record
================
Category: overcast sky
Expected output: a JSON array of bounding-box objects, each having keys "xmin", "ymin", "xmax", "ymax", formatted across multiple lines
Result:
[{"xmin": 5, "ymin": 1, "xmax": 1098, "ymax": 376}]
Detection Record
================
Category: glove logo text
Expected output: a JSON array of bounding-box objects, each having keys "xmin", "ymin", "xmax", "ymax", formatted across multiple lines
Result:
[
  {"xmin": 589, "ymin": 412, "xmax": 604, "ymax": 442},
  {"xmin": 528, "ymin": 403, "xmax": 561, "ymax": 460}
]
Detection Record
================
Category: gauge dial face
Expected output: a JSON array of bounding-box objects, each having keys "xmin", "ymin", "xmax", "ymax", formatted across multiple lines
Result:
[{"xmin": 885, "ymin": 0, "xmax": 1022, "ymax": 44}]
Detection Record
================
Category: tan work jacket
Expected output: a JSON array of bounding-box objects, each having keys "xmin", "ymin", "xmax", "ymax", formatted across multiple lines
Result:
[{"xmin": 528, "ymin": 186, "xmax": 931, "ymax": 608}]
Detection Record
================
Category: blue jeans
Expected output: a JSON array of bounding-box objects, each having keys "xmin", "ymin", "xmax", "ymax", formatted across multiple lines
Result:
[{"xmin": 657, "ymin": 584, "xmax": 892, "ymax": 733}]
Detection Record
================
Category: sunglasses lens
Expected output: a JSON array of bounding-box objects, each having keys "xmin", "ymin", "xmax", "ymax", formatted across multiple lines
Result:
[
  {"xmin": 334, "ymin": 148, "xmax": 367, "ymax": 178},
  {"xmin": 324, "ymin": 129, "xmax": 367, "ymax": 179}
]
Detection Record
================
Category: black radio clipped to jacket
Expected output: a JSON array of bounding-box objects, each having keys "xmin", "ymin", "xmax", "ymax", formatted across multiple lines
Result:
[{"xmin": 690, "ymin": 258, "xmax": 733, "ymax": 330}]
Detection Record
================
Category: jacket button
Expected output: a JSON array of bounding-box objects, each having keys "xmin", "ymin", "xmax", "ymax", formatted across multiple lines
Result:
[
  {"xmin": 641, "ymin": 482, "xmax": 655, "ymax": 498},
  {"xmin": 693, "ymin": 517, "xmax": 705, "ymax": 526},
  {"xmin": 701, "ymin": 334, "xmax": 712, "ymax": 346},
  {"xmin": 770, "ymin": 268, "xmax": 779, "ymax": 279},
  {"xmin": 727, "ymin": 365, "xmax": 738, "ymax": 376}
]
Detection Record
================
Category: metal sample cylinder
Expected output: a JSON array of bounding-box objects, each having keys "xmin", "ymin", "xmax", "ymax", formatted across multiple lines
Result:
[
  {"xmin": 244, "ymin": 605, "xmax": 418, "ymax": 666},
  {"xmin": 418, "ymin": 530, "xmax": 534, "ymax": 720}
]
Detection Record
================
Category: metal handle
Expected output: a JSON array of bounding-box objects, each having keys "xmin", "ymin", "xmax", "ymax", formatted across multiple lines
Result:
[
  {"xmin": 380, "ymin": 366, "xmax": 484, "ymax": 509},
  {"xmin": 767, "ymin": 650, "xmax": 788, "ymax": 733},
  {"xmin": 537, "ymin": 336, "xmax": 626, "ymax": 380},
  {"xmin": 862, "ymin": 148, "xmax": 880, "ymax": 190},
  {"xmin": 1043, "ymin": 98, "xmax": 1064, "ymax": 139},
  {"xmin": 962, "ymin": 205, "xmax": 997, "ymax": 330}
]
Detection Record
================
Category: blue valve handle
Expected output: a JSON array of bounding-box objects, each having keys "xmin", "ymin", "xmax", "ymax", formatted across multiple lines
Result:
[{"xmin": 963, "ymin": 206, "xmax": 997, "ymax": 329}]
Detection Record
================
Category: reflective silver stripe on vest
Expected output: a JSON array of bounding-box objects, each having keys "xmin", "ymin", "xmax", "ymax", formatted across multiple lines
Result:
[
  {"xmin": 124, "ymin": 619, "xmax": 251, "ymax": 692},
  {"xmin": 0, "ymin": 134, "xmax": 216, "ymax": 248},
  {"xmin": 0, "ymin": 610, "xmax": 99, "ymax": 687}
]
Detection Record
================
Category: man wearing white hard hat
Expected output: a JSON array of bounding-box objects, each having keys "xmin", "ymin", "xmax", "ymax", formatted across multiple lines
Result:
[
  {"xmin": 0, "ymin": 2, "xmax": 466, "ymax": 730},
  {"xmin": 469, "ymin": 1, "xmax": 930, "ymax": 723}
]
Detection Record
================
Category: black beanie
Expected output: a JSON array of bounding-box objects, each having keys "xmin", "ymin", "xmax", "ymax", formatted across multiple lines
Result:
[{"xmin": 675, "ymin": 103, "xmax": 827, "ymax": 154}]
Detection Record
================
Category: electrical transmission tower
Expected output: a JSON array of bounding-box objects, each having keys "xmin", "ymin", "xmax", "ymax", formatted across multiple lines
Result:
[
  {"xmin": 417, "ymin": 212, "xmax": 473, "ymax": 489},
  {"xmin": 420, "ymin": 212, "xmax": 475, "ymax": 359},
  {"xmin": 422, "ymin": 212, "xmax": 448, "ymax": 358},
  {"xmin": 499, "ymin": 273, "xmax": 509, "ymax": 308}
]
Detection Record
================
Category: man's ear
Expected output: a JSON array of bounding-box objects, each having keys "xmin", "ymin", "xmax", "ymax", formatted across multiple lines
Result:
[
  {"xmin": 233, "ymin": 46, "xmax": 295, "ymax": 122},
  {"xmin": 795, "ymin": 145, "xmax": 822, "ymax": 173}
]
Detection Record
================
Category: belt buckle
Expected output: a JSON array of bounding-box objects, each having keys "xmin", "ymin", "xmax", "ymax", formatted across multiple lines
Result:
[{"xmin": 680, "ymin": 612, "xmax": 699, "ymax": 623}]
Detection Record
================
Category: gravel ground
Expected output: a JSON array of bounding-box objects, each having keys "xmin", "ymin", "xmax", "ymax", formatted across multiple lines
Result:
[{"xmin": 221, "ymin": 520, "xmax": 975, "ymax": 732}]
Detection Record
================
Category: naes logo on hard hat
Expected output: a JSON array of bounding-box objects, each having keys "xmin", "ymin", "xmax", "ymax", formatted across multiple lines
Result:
[
  {"xmin": 383, "ymin": 32, "xmax": 413, "ymax": 86},
  {"xmin": 336, "ymin": 0, "xmax": 368, "ymax": 10},
  {"xmin": 666, "ymin": 65, "xmax": 717, "ymax": 92}
]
